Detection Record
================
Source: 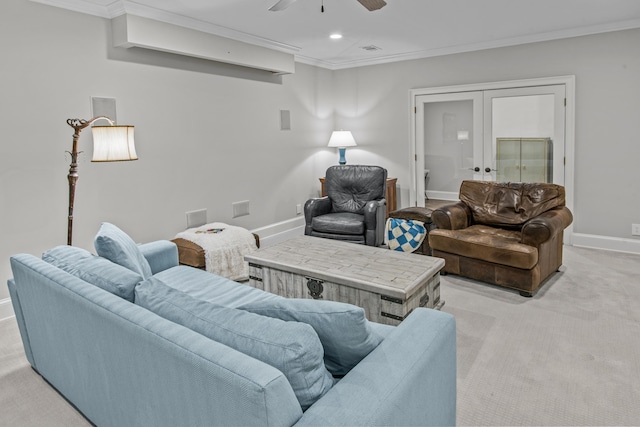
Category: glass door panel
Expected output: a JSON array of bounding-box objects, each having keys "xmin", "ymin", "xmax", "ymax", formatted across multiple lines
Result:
[
  {"xmin": 484, "ymin": 85, "xmax": 565, "ymax": 185},
  {"xmin": 415, "ymin": 92, "xmax": 483, "ymax": 203}
]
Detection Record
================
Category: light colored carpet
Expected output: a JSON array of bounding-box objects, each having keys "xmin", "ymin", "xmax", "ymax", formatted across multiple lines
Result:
[
  {"xmin": 1, "ymin": 245, "xmax": 639, "ymax": 426},
  {"xmin": 443, "ymin": 245, "xmax": 640, "ymax": 426}
]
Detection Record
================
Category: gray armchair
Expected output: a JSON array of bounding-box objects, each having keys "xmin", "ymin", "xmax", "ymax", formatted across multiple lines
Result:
[{"xmin": 304, "ymin": 165, "xmax": 387, "ymax": 246}]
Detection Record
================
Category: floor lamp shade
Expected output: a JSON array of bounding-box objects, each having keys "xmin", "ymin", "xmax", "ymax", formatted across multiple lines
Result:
[{"xmin": 91, "ymin": 125, "xmax": 137, "ymax": 162}]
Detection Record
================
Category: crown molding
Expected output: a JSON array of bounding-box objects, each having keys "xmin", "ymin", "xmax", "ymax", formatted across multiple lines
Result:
[
  {"xmin": 31, "ymin": 1, "xmax": 640, "ymax": 71},
  {"xmin": 304, "ymin": 17, "xmax": 640, "ymax": 71}
]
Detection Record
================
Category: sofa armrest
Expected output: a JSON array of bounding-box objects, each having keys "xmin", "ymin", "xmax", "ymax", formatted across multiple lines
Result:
[
  {"xmin": 296, "ymin": 308, "xmax": 456, "ymax": 427},
  {"xmin": 432, "ymin": 201, "xmax": 471, "ymax": 230},
  {"xmin": 139, "ymin": 240, "xmax": 179, "ymax": 274},
  {"xmin": 521, "ymin": 206, "xmax": 574, "ymax": 246}
]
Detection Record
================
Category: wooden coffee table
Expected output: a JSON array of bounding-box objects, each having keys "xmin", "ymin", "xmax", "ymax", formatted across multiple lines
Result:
[{"xmin": 244, "ymin": 235, "xmax": 445, "ymax": 326}]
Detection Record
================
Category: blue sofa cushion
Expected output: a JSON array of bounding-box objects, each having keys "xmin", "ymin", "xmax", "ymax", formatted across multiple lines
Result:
[
  {"xmin": 236, "ymin": 298, "xmax": 387, "ymax": 376},
  {"xmin": 42, "ymin": 245, "xmax": 142, "ymax": 302},
  {"xmin": 135, "ymin": 277, "xmax": 334, "ymax": 410},
  {"xmin": 150, "ymin": 266, "xmax": 390, "ymax": 376},
  {"xmin": 94, "ymin": 222, "xmax": 152, "ymax": 279}
]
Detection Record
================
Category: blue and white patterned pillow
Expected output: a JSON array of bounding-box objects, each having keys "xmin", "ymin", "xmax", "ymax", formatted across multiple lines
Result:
[{"xmin": 386, "ymin": 218, "xmax": 426, "ymax": 252}]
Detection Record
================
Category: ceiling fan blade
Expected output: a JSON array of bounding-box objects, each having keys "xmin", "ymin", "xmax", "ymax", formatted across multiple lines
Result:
[
  {"xmin": 269, "ymin": 0, "xmax": 297, "ymax": 11},
  {"xmin": 357, "ymin": 0, "xmax": 387, "ymax": 11}
]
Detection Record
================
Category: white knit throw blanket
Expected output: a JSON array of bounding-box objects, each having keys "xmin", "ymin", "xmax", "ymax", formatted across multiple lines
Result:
[{"xmin": 175, "ymin": 222, "xmax": 257, "ymax": 281}]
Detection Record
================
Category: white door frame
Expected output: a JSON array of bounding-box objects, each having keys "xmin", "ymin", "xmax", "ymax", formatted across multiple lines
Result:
[{"xmin": 409, "ymin": 75, "xmax": 575, "ymax": 243}]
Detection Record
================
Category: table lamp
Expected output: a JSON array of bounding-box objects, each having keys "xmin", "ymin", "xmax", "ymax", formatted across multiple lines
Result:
[{"xmin": 327, "ymin": 130, "xmax": 357, "ymax": 165}]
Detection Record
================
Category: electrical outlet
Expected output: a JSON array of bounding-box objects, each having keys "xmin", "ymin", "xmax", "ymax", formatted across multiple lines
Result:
[
  {"xmin": 632, "ymin": 224, "xmax": 640, "ymax": 236},
  {"xmin": 296, "ymin": 204, "xmax": 302, "ymax": 215}
]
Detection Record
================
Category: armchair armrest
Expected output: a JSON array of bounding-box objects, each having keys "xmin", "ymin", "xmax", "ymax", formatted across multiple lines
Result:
[
  {"xmin": 296, "ymin": 308, "xmax": 456, "ymax": 427},
  {"xmin": 521, "ymin": 206, "xmax": 573, "ymax": 246},
  {"xmin": 432, "ymin": 201, "xmax": 472, "ymax": 230},
  {"xmin": 139, "ymin": 240, "xmax": 179, "ymax": 275},
  {"xmin": 363, "ymin": 199, "xmax": 386, "ymax": 246},
  {"xmin": 304, "ymin": 197, "xmax": 332, "ymax": 226}
]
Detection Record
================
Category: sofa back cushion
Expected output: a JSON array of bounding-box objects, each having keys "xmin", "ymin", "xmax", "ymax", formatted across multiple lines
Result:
[
  {"xmin": 135, "ymin": 277, "xmax": 334, "ymax": 410},
  {"xmin": 236, "ymin": 298, "xmax": 386, "ymax": 376},
  {"xmin": 94, "ymin": 222, "xmax": 153, "ymax": 279},
  {"xmin": 459, "ymin": 180, "xmax": 565, "ymax": 227},
  {"xmin": 42, "ymin": 245, "xmax": 142, "ymax": 302}
]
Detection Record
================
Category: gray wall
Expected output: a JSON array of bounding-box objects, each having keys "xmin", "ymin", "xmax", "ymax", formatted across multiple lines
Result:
[
  {"xmin": 0, "ymin": 0, "xmax": 337, "ymax": 302},
  {"xmin": 2, "ymin": 0, "xmax": 639, "ymax": 304}
]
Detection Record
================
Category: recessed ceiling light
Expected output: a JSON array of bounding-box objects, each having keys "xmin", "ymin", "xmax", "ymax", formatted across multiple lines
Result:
[{"xmin": 330, "ymin": 33, "xmax": 343, "ymax": 40}]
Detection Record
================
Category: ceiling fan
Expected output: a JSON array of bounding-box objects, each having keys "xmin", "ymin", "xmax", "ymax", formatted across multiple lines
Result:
[{"xmin": 269, "ymin": 0, "xmax": 387, "ymax": 12}]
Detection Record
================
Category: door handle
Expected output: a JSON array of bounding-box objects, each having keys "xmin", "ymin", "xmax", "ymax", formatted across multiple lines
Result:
[
  {"xmin": 469, "ymin": 167, "xmax": 480, "ymax": 172},
  {"xmin": 485, "ymin": 167, "xmax": 496, "ymax": 173}
]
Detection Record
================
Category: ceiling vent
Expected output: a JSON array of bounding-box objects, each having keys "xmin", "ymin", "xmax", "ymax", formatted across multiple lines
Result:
[
  {"xmin": 111, "ymin": 14, "xmax": 295, "ymax": 75},
  {"xmin": 360, "ymin": 45, "xmax": 382, "ymax": 51}
]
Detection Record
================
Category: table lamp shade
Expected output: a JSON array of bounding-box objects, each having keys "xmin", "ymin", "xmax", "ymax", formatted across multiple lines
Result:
[
  {"xmin": 91, "ymin": 125, "xmax": 137, "ymax": 162},
  {"xmin": 327, "ymin": 131, "xmax": 357, "ymax": 148}
]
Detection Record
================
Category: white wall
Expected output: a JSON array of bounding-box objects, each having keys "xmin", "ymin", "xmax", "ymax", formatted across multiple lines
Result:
[
  {"xmin": 333, "ymin": 29, "xmax": 640, "ymax": 249},
  {"xmin": 0, "ymin": 0, "xmax": 337, "ymax": 302}
]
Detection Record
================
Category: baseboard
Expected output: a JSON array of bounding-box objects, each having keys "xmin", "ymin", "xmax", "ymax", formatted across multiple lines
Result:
[
  {"xmin": 0, "ymin": 298, "xmax": 14, "ymax": 321},
  {"xmin": 251, "ymin": 216, "xmax": 305, "ymax": 248},
  {"xmin": 572, "ymin": 233, "xmax": 640, "ymax": 255}
]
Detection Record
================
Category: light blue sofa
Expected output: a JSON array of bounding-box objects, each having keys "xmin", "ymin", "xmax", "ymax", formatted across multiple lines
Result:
[{"xmin": 7, "ymin": 224, "xmax": 456, "ymax": 426}]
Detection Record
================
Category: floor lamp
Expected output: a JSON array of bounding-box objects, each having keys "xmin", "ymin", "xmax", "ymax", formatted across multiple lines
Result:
[{"xmin": 66, "ymin": 117, "xmax": 137, "ymax": 246}]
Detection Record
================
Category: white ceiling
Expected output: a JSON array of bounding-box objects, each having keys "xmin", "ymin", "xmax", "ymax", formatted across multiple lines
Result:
[{"xmin": 34, "ymin": 0, "xmax": 640, "ymax": 69}]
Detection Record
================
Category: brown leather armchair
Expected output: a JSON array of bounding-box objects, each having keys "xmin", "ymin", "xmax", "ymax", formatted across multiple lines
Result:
[{"xmin": 428, "ymin": 181, "xmax": 573, "ymax": 296}]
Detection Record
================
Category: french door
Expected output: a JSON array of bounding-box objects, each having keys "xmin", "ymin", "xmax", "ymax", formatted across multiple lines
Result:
[{"xmin": 412, "ymin": 81, "xmax": 567, "ymax": 204}]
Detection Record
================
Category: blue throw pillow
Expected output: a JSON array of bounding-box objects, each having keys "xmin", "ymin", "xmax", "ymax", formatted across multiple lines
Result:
[
  {"xmin": 135, "ymin": 277, "xmax": 334, "ymax": 410},
  {"xmin": 236, "ymin": 298, "xmax": 386, "ymax": 376},
  {"xmin": 42, "ymin": 245, "xmax": 142, "ymax": 302},
  {"xmin": 94, "ymin": 222, "xmax": 152, "ymax": 279}
]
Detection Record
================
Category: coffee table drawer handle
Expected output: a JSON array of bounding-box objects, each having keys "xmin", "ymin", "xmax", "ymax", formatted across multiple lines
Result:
[{"xmin": 306, "ymin": 278, "xmax": 324, "ymax": 299}]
